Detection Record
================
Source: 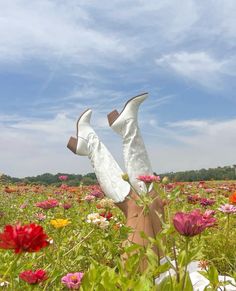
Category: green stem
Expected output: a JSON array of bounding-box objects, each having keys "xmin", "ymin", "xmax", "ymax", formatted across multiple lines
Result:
[
  {"xmin": 182, "ymin": 238, "xmax": 189, "ymax": 290},
  {"xmin": 172, "ymin": 238, "xmax": 180, "ymax": 283},
  {"xmin": 64, "ymin": 229, "xmax": 95, "ymax": 256},
  {"xmin": 2, "ymin": 253, "xmax": 21, "ymax": 281},
  {"xmin": 226, "ymin": 214, "xmax": 230, "ymax": 245}
]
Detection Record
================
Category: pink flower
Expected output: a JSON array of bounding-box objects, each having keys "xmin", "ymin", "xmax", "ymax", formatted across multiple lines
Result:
[
  {"xmin": 198, "ymin": 181, "xmax": 205, "ymax": 188},
  {"xmin": 35, "ymin": 199, "xmax": 59, "ymax": 209},
  {"xmin": 34, "ymin": 213, "xmax": 47, "ymax": 221},
  {"xmin": 173, "ymin": 209, "xmax": 216, "ymax": 237},
  {"xmin": 19, "ymin": 269, "xmax": 48, "ymax": 284},
  {"xmin": 83, "ymin": 195, "xmax": 95, "ymax": 201},
  {"xmin": 218, "ymin": 204, "xmax": 236, "ymax": 214},
  {"xmin": 137, "ymin": 175, "xmax": 160, "ymax": 184},
  {"xmin": 61, "ymin": 272, "xmax": 84, "ymax": 289},
  {"xmin": 202, "ymin": 210, "xmax": 217, "ymax": 227},
  {"xmin": 59, "ymin": 175, "xmax": 68, "ymax": 181}
]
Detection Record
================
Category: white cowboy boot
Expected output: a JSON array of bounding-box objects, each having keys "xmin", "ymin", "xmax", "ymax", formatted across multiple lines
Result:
[
  {"xmin": 107, "ymin": 93, "xmax": 153, "ymax": 194},
  {"xmin": 67, "ymin": 109, "xmax": 130, "ymax": 203},
  {"xmin": 107, "ymin": 93, "xmax": 164, "ymax": 243}
]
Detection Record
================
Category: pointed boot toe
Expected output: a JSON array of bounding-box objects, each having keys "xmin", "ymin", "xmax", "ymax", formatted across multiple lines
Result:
[
  {"xmin": 67, "ymin": 108, "xmax": 93, "ymax": 156},
  {"xmin": 107, "ymin": 92, "xmax": 148, "ymax": 134}
]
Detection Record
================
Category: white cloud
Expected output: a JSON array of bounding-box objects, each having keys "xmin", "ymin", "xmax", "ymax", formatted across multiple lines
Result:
[
  {"xmin": 0, "ymin": 1, "xmax": 136, "ymax": 66},
  {"xmin": 1, "ymin": 111, "xmax": 236, "ymax": 177},
  {"xmin": 148, "ymin": 118, "xmax": 236, "ymax": 172},
  {"xmin": 155, "ymin": 51, "xmax": 234, "ymax": 89}
]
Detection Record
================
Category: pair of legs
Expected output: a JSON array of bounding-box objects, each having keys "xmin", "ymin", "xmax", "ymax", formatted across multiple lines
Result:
[{"xmin": 67, "ymin": 93, "xmax": 164, "ymax": 258}]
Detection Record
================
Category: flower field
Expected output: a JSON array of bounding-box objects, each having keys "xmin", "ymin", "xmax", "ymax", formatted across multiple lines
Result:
[{"xmin": 0, "ymin": 178, "xmax": 236, "ymax": 290}]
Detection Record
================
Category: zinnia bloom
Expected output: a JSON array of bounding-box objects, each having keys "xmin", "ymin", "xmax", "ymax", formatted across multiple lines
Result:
[
  {"xmin": 50, "ymin": 219, "xmax": 71, "ymax": 228},
  {"xmin": 137, "ymin": 175, "xmax": 160, "ymax": 184},
  {"xmin": 0, "ymin": 223, "xmax": 49, "ymax": 253},
  {"xmin": 173, "ymin": 209, "xmax": 216, "ymax": 237},
  {"xmin": 229, "ymin": 192, "xmax": 236, "ymax": 204},
  {"xmin": 86, "ymin": 213, "xmax": 109, "ymax": 229},
  {"xmin": 19, "ymin": 269, "xmax": 48, "ymax": 284},
  {"xmin": 218, "ymin": 204, "xmax": 236, "ymax": 214},
  {"xmin": 62, "ymin": 203, "xmax": 72, "ymax": 210},
  {"xmin": 61, "ymin": 272, "xmax": 84, "ymax": 289},
  {"xmin": 83, "ymin": 195, "xmax": 95, "ymax": 201},
  {"xmin": 199, "ymin": 198, "xmax": 215, "ymax": 207},
  {"xmin": 35, "ymin": 199, "xmax": 59, "ymax": 209}
]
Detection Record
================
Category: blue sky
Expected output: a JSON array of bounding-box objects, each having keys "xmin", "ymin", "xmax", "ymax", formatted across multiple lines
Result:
[{"xmin": 0, "ymin": 0, "xmax": 236, "ymax": 177}]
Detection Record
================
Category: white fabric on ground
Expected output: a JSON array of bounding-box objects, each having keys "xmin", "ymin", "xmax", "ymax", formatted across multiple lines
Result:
[{"xmin": 155, "ymin": 259, "xmax": 236, "ymax": 291}]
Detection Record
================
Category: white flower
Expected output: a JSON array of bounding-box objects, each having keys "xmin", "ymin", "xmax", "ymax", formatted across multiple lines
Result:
[
  {"xmin": 86, "ymin": 213, "xmax": 109, "ymax": 229},
  {"xmin": 0, "ymin": 280, "xmax": 9, "ymax": 287}
]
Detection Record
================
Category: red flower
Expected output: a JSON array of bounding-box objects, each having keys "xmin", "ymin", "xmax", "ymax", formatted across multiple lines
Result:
[
  {"xmin": 19, "ymin": 269, "xmax": 48, "ymax": 284},
  {"xmin": 35, "ymin": 199, "xmax": 59, "ymax": 209},
  {"xmin": 100, "ymin": 212, "xmax": 113, "ymax": 220},
  {"xmin": 0, "ymin": 223, "xmax": 49, "ymax": 253},
  {"xmin": 173, "ymin": 209, "xmax": 216, "ymax": 237}
]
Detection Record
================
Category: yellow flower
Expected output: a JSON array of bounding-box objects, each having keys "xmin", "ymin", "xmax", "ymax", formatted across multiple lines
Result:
[{"xmin": 50, "ymin": 219, "xmax": 71, "ymax": 228}]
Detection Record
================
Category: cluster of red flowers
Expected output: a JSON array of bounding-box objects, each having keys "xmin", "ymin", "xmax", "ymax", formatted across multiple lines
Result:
[
  {"xmin": 173, "ymin": 209, "xmax": 216, "ymax": 237},
  {"xmin": 35, "ymin": 199, "xmax": 59, "ymax": 209},
  {"xmin": 0, "ymin": 223, "xmax": 49, "ymax": 253},
  {"xmin": 100, "ymin": 212, "xmax": 113, "ymax": 221}
]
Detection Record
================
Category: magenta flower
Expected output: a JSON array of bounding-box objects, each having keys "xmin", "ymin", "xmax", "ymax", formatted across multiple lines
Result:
[
  {"xmin": 199, "ymin": 198, "xmax": 215, "ymax": 207},
  {"xmin": 218, "ymin": 204, "xmax": 236, "ymax": 214},
  {"xmin": 61, "ymin": 272, "xmax": 84, "ymax": 289},
  {"xmin": 173, "ymin": 209, "xmax": 216, "ymax": 237},
  {"xmin": 59, "ymin": 175, "xmax": 68, "ymax": 181},
  {"xmin": 62, "ymin": 203, "xmax": 72, "ymax": 210},
  {"xmin": 137, "ymin": 175, "xmax": 160, "ymax": 184},
  {"xmin": 35, "ymin": 199, "xmax": 59, "ymax": 209},
  {"xmin": 90, "ymin": 190, "xmax": 103, "ymax": 198}
]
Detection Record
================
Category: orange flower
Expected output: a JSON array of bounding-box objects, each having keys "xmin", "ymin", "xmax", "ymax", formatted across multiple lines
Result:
[{"xmin": 229, "ymin": 192, "xmax": 236, "ymax": 204}]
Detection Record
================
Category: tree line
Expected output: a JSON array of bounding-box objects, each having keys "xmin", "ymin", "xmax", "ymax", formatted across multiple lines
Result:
[{"xmin": 1, "ymin": 165, "xmax": 236, "ymax": 185}]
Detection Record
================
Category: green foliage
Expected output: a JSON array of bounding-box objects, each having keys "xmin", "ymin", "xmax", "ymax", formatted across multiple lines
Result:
[
  {"xmin": 161, "ymin": 165, "xmax": 236, "ymax": 182},
  {"xmin": 0, "ymin": 180, "xmax": 236, "ymax": 289}
]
